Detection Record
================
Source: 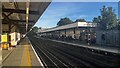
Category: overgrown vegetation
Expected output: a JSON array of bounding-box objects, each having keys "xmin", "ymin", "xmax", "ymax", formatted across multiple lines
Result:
[
  {"xmin": 93, "ymin": 5, "xmax": 118, "ymax": 30},
  {"xmin": 57, "ymin": 17, "xmax": 73, "ymax": 26}
]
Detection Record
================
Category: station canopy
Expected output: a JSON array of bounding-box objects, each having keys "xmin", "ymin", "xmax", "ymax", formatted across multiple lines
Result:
[{"xmin": 2, "ymin": 2, "xmax": 51, "ymax": 33}]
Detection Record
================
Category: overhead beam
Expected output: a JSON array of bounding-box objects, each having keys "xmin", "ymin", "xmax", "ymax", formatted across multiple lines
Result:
[
  {"xmin": 3, "ymin": 12, "xmax": 13, "ymax": 20},
  {"xmin": 11, "ymin": 19, "xmax": 34, "ymax": 22},
  {"xmin": 2, "ymin": 13, "xmax": 17, "ymax": 25},
  {"xmin": 2, "ymin": 8, "xmax": 39, "ymax": 15},
  {"xmin": 2, "ymin": 13, "xmax": 22, "ymax": 33},
  {"xmin": 20, "ymin": 26, "xmax": 32, "ymax": 27},
  {"xmin": 2, "ymin": 22, "xmax": 34, "ymax": 25},
  {"xmin": 3, "ymin": 19, "xmax": 34, "ymax": 23},
  {"xmin": 18, "ymin": 23, "xmax": 34, "ymax": 25}
]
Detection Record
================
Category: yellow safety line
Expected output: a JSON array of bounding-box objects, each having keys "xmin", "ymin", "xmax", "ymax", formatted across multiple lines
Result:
[
  {"xmin": 27, "ymin": 44, "xmax": 32, "ymax": 66},
  {"xmin": 20, "ymin": 41, "xmax": 32, "ymax": 68}
]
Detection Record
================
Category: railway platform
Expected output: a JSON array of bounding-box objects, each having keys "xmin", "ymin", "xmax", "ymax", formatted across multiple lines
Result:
[
  {"xmin": 1, "ymin": 37, "xmax": 43, "ymax": 67},
  {"xmin": 40, "ymin": 37, "xmax": 120, "ymax": 54}
]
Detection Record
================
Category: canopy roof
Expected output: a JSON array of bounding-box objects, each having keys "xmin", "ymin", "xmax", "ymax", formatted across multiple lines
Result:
[{"xmin": 2, "ymin": 2, "xmax": 51, "ymax": 33}]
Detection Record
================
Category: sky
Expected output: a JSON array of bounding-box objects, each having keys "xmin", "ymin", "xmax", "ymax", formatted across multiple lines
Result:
[{"xmin": 34, "ymin": 2, "xmax": 118, "ymax": 28}]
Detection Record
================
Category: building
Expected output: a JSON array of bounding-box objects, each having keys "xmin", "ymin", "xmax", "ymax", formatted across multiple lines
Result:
[{"xmin": 38, "ymin": 22, "xmax": 97, "ymax": 42}]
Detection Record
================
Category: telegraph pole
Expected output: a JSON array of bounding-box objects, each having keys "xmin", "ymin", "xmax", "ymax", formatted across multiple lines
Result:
[{"xmin": 118, "ymin": 1, "xmax": 120, "ymax": 47}]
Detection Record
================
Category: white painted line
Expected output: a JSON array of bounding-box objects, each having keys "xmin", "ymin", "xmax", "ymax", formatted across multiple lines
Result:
[{"xmin": 27, "ymin": 37, "xmax": 44, "ymax": 67}]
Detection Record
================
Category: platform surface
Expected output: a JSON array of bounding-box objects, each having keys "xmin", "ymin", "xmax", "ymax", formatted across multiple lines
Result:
[
  {"xmin": 2, "ymin": 38, "xmax": 42, "ymax": 67},
  {"xmin": 39, "ymin": 37, "xmax": 120, "ymax": 54}
]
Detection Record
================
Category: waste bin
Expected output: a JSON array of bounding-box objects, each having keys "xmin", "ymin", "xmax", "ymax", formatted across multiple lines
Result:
[{"xmin": 1, "ymin": 34, "xmax": 9, "ymax": 50}]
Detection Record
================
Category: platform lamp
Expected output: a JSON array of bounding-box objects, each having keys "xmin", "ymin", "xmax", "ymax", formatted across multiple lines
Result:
[{"xmin": 26, "ymin": 0, "xmax": 30, "ymax": 33}]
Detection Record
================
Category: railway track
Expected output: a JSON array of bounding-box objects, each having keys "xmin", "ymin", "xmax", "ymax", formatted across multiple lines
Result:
[
  {"xmin": 29, "ymin": 37, "xmax": 71, "ymax": 68},
  {"xmin": 28, "ymin": 36, "xmax": 120, "ymax": 68}
]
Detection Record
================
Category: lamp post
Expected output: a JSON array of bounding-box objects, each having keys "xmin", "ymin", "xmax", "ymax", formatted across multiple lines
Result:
[{"xmin": 118, "ymin": 1, "xmax": 120, "ymax": 47}]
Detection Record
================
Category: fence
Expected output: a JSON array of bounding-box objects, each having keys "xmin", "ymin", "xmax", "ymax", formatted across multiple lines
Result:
[{"xmin": 96, "ymin": 30, "xmax": 120, "ymax": 47}]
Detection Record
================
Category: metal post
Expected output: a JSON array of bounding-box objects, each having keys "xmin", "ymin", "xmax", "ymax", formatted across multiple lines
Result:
[
  {"xmin": 0, "ymin": 1, "xmax": 1, "ymax": 43},
  {"xmin": 118, "ymin": 1, "xmax": 120, "ymax": 47},
  {"xmin": 87, "ymin": 23, "xmax": 90, "ymax": 45},
  {"xmin": 0, "ymin": 3, "xmax": 1, "ymax": 28},
  {"xmin": 73, "ymin": 28, "xmax": 75, "ymax": 40},
  {"xmin": 65, "ymin": 29, "xmax": 66, "ymax": 36}
]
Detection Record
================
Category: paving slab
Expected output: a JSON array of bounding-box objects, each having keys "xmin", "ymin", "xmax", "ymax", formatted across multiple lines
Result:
[{"xmin": 2, "ymin": 38, "xmax": 42, "ymax": 67}]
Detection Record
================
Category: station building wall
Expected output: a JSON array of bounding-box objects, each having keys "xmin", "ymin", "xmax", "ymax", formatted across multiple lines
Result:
[{"xmin": 60, "ymin": 30, "xmax": 66, "ymax": 36}]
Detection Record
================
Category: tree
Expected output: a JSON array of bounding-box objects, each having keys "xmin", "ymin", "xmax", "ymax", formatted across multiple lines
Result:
[
  {"xmin": 93, "ymin": 5, "xmax": 117, "ymax": 30},
  {"xmin": 75, "ymin": 19, "xmax": 86, "ymax": 22},
  {"xmin": 39, "ymin": 27, "xmax": 42, "ymax": 29},
  {"xmin": 32, "ymin": 26, "xmax": 39, "ymax": 32},
  {"xmin": 93, "ymin": 17, "xmax": 100, "ymax": 23},
  {"xmin": 57, "ymin": 17, "xmax": 73, "ymax": 26}
]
